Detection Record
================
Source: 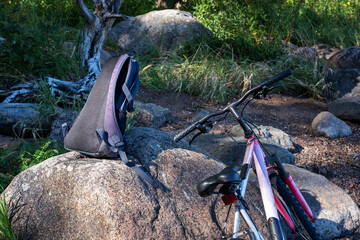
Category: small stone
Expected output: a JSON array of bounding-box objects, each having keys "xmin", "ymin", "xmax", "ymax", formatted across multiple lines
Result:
[{"xmin": 312, "ymin": 111, "xmax": 352, "ymax": 138}]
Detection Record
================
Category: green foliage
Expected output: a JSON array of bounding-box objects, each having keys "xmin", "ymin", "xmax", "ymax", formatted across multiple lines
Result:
[
  {"xmin": 19, "ymin": 139, "xmax": 66, "ymax": 171},
  {"xmin": 121, "ymin": 0, "xmax": 158, "ymax": 16},
  {"xmin": 0, "ymin": 1, "xmax": 85, "ymax": 86},
  {"xmin": 0, "ymin": 195, "xmax": 17, "ymax": 240},
  {"xmin": 0, "ymin": 138, "xmax": 67, "ymax": 190},
  {"xmin": 140, "ymin": 43, "xmax": 324, "ymax": 101},
  {"xmin": 190, "ymin": 0, "xmax": 360, "ymax": 59}
]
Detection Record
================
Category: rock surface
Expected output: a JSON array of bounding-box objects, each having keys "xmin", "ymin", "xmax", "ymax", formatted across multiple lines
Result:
[
  {"xmin": 134, "ymin": 102, "xmax": 173, "ymax": 128},
  {"xmin": 312, "ymin": 111, "xmax": 352, "ymax": 138},
  {"xmin": 189, "ymin": 134, "xmax": 296, "ymax": 165},
  {"xmin": 2, "ymin": 127, "xmax": 360, "ymax": 239},
  {"xmin": 3, "ymin": 148, "xmax": 267, "ymax": 239},
  {"xmin": 107, "ymin": 10, "xmax": 212, "ymax": 54},
  {"xmin": 49, "ymin": 111, "xmax": 79, "ymax": 144},
  {"xmin": 324, "ymin": 47, "xmax": 360, "ymax": 99},
  {"xmin": 278, "ymin": 164, "xmax": 360, "ymax": 239},
  {"xmin": 328, "ymin": 95, "xmax": 360, "ymax": 121},
  {"xmin": 231, "ymin": 125, "xmax": 296, "ymax": 152}
]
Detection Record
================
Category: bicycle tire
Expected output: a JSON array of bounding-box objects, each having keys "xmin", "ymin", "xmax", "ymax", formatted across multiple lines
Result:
[{"xmin": 269, "ymin": 172, "xmax": 321, "ymax": 240}]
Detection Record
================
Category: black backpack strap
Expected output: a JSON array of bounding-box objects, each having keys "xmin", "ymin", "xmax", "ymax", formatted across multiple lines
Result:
[{"xmin": 96, "ymin": 128, "xmax": 160, "ymax": 187}]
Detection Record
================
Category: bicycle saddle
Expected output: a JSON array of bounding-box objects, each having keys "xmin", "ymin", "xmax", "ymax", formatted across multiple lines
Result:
[{"xmin": 197, "ymin": 164, "xmax": 241, "ymax": 197}]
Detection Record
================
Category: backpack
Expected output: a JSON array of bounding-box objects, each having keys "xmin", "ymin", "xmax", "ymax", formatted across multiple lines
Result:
[{"xmin": 64, "ymin": 54, "xmax": 158, "ymax": 187}]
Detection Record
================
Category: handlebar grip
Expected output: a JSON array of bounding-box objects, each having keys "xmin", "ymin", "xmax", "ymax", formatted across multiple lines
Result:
[
  {"xmin": 174, "ymin": 122, "xmax": 198, "ymax": 142},
  {"xmin": 260, "ymin": 69, "xmax": 292, "ymax": 87}
]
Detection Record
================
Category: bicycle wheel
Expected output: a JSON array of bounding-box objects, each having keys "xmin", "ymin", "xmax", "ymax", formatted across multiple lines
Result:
[{"xmin": 269, "ymin": 172, "xmax": 321, "ymax": 240}]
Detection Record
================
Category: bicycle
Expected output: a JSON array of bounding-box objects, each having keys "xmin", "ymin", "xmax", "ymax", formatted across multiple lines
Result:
[{"xmin": 174, "ymin": 69, "xmax": 321, "ymax": 240}]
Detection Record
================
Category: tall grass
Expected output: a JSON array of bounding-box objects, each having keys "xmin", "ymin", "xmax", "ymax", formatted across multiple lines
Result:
[
  {"xmin": 139, "ymin": 43, "xmax": 324, "ymax": 101},
  {"xmin": 0, "ymin": 195, "xmax": 17, "ymax": 240},
  {"xmin": 0, "ymin": 1, "xmax": 85, "ymax": 87}
]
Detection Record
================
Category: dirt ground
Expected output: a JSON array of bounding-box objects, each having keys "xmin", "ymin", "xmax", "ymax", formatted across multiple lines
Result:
[{"xmin": 137, "ymin": 86, "xmax": 360, "ymax": 239}]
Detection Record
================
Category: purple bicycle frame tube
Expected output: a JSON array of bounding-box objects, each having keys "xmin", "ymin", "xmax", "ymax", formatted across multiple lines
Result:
[
  {"xmin": 252, "ymin": 140, "xmax": 280, "ymax": 220},
  {"xmin": 240, "ymin": 137, "xmax": 279, "ymax": 220}
]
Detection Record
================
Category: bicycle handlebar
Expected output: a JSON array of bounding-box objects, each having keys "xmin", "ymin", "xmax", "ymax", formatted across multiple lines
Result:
[
  {"xmin": 259, "ymin": 69, "xmax": 292, "ymax": 87},
  {"xmin": 173, "ymin": 121, "xmax": 199, "ymax": 142},
  {"xmin": 173, "ymin": 69, "xmax": 292, "ymax": 142}
]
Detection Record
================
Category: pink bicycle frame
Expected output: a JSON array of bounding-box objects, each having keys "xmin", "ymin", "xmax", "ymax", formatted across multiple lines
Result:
[
  {"xmin": 234, "ymin": 135, "xmax": 315, "ymax": 239},
  {"xmin": 235, "ymin": 136, "xmax": 284, "ymax": 239}
]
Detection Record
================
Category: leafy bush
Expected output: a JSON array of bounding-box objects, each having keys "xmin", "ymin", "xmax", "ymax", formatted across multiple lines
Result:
[
  {"xmin": 121, "ymin": 0, "xmax": 158, "ymax": 16},
  {"xmin": 189, "ymin": 0, "xmax": 360, "ymax": 59}
]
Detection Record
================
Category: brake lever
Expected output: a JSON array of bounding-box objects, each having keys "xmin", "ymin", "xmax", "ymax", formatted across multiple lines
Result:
[
  {"xmin": 268, "ymin": 84, "xmax": 283, "ymax": 92},
  {"xmin": 189, "ymin": 122, "xmax": 213, "ymax": 145},
  {"xmin": 254, "ymin": 86, "xmax": 268, "ymax": 99}
]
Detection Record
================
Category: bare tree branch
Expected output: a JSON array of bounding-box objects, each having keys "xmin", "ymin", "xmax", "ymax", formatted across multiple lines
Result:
[{"xmin": 76, "ymin": 0, "xmax": 95, "ymax": 24}]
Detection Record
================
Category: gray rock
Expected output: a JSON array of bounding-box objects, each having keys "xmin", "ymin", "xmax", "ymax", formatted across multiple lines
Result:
[
  {"xmin": 313, "ymin": 44, "xmax": 340, "ymax": 60},
  {"xmin": 281, "ymin": 164, "xmax": 360, "ymax": 238},
  {"xmin": 312, "ymin": 111, "xmax": 352, "ymax": 138},
  {"xmin": 100, "ymin": 49, "xmax": 112, "ymax": 67},
  {"xmin": 2, "ymin": 127, "xmax": 359, "ymax": 239},
  {"xmin": 291, "ymin": 46, "xmax": 318, "ymax": 64},
  {"xmin": 0, "ymin": 103, "xmax": 52, "ymax": 137},
  {"xmin": 49, "ymin": 111, "xmax": 79, "ymax": 144},
  {"xmin": 324, "ymin": 47, "xmax": 360, "ymax": 99},
  {"xmin": 325, "ymin": 68, "xmax": 360, "ymax": 99},
  {"xmin": 2, "ymin": 146, "xmax": 267, "ymax": 239},
  {"xmin": 107, "ymin": 10, "xmax": 212, "ymax": 54},
  {"xmin": 231, "ymin": 125, "xmax": 296, "ymax": 152},
  {"xmin": 325, "ymin": 46, "xmax": 360, "ymax": 71},
  {"xmin": 134, "ymin": 102, "xmax": 173, "ymax": 128},
  {"xmin": 190, "ymin": 134, "xmax": 295, "ymax": 165},
  {"xmin": 328, "ymin": 95, "xmax": 360, "ymax": 121}
]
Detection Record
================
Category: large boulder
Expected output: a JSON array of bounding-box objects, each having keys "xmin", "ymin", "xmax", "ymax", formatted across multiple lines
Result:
[
  {"xmin": 3, "ymin": 131, "xmax": 267, "ymax": 239},
  {"xmin": 3, "ymin": 127, "xmax": 360, "ymax": 239},
  {"xmin": 328, "ymin": 95, "xmax": 360, "ymax": 122},
  {"xmin": 231, "ymin": 125, "xmax": 296, "ymax": 152},
  {"xmin": 278, "ymin": 164, "xmax": 360, "ymax": 238},
  {"xmin": 107, "ymin": 10, "xmax": 212, "ymax": 54},
  {"xmin": 190, "ymin": 134, "xmax": 296, "ymax": 165},
  {"xmin": 312, "ymin": 111, "xmax": 352, "ymax": 138},
  {"xmin": 324, "ymin": 47, "xmax": 360, "ymax": 99}
]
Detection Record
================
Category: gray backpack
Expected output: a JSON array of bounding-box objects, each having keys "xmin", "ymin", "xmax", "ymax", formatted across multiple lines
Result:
[{"xmin": 64, "ymin": 54, "xmax": 157, "ymax": 186}]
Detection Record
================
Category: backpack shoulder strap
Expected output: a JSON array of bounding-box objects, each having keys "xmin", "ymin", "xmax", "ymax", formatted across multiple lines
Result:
[
  {"xmin": 96, "ymin": 128, "xmax": 160, "ymax": 187},
  {"xmin": 96, "ymin": 54, "xmax": 160, "ymax": 188}
]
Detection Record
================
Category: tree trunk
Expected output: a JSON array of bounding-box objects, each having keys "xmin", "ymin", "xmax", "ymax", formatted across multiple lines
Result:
[
  {"xmin": 76, "ymin": 0, "xmax": 123, "ymax": 91},
  {"xmin": 2, "ymin": 0, "xmax": 128, "ymax": 103}
]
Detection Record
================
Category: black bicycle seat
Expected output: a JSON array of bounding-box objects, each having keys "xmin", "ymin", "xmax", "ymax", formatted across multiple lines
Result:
[{"xmin": 197, "ymin": 164, "xmax": 241, "ymax": 197}]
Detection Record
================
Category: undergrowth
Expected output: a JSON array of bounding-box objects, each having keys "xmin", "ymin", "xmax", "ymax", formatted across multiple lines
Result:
[
  {"xmin": 0, "ymin": 138, "xmax": 67, "ymax": 191},
  {"xmin": 139, "ymin": 43, "xmax": 325, "ymax": 102}
]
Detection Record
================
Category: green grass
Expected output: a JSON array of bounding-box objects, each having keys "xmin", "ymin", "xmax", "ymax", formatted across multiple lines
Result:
[
  {"xmin": 0, "ymin": 195, "xmax": 17, "ymax": 240},
  {"xmin": 139, "ymin": 42, "xmax": 325, "ymax": 102}
]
